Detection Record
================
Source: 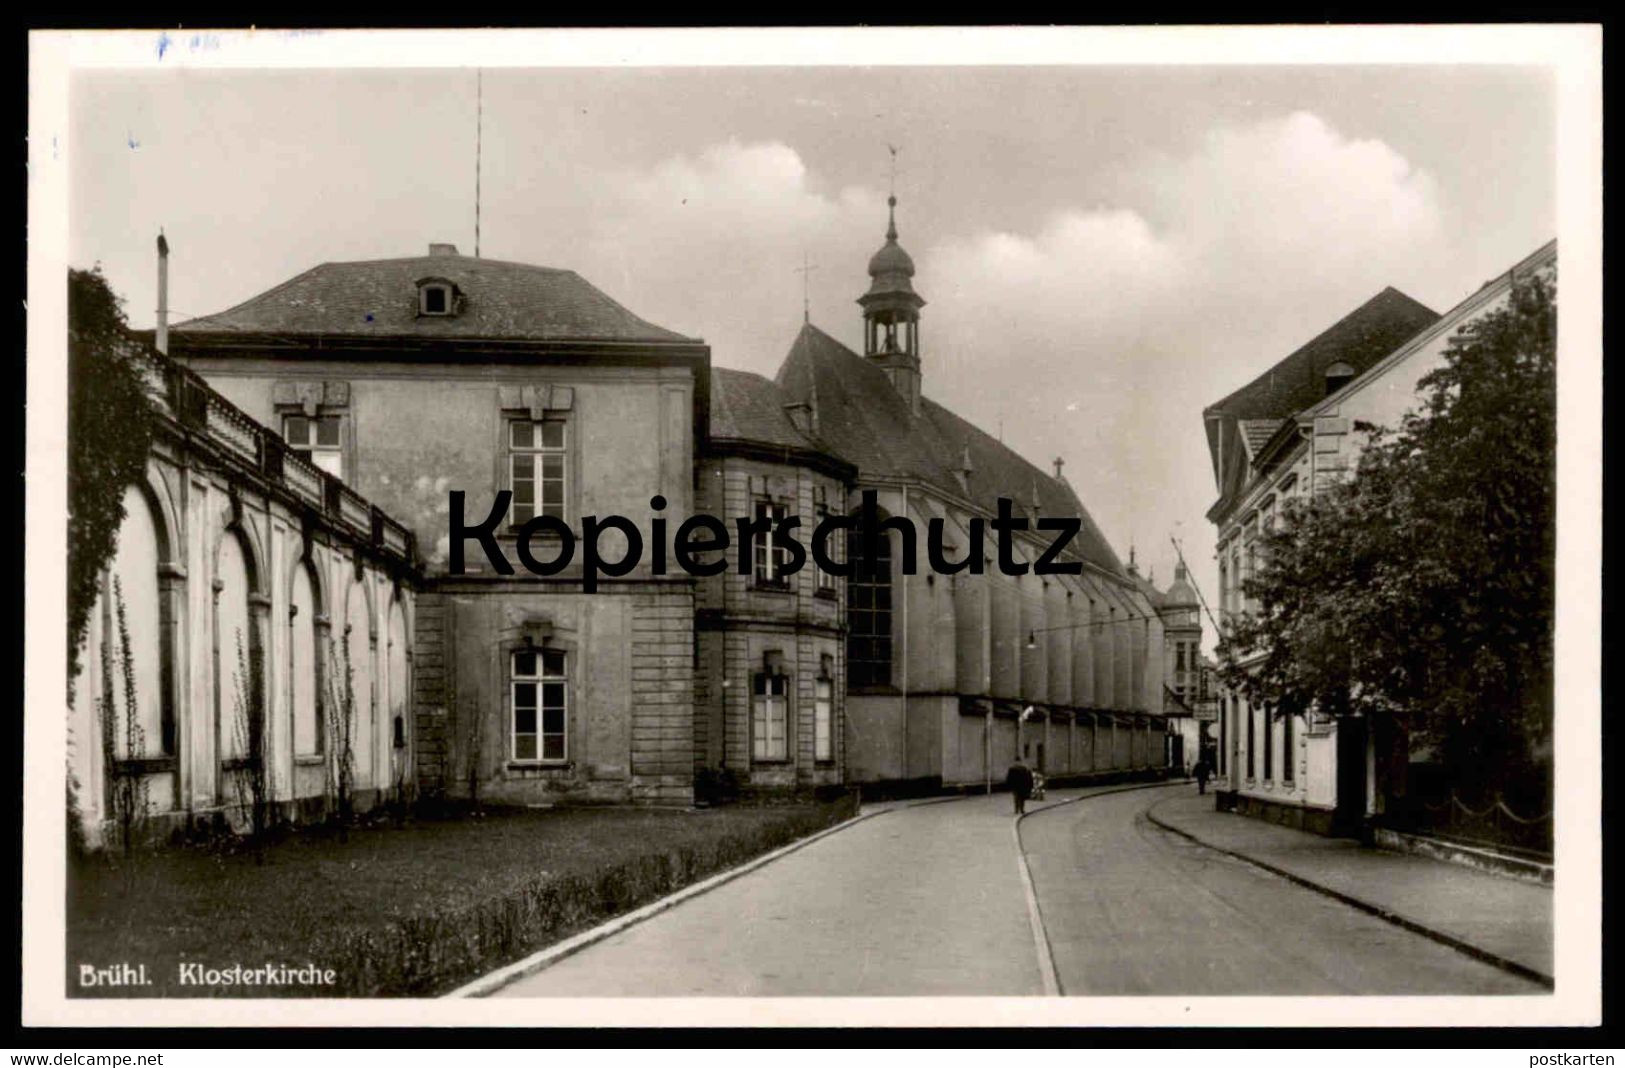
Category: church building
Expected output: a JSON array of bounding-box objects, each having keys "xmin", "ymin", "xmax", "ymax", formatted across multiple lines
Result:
[
  {"xmin": 769, "ymin": 196, "xmax": 1173, "ymax": 791},
  {"xmin": 83, "ymin": 190, "xmax": 1173, "ymax": 824}
]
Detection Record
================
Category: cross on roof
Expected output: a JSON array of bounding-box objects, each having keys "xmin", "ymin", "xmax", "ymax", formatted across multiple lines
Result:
[{"xmin": 794, "ymin": 251, "xmax": 818, "ymax": 323}]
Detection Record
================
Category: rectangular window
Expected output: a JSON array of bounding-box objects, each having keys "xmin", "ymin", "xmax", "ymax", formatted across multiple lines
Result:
[
  {"xmin": 284, "ymin": 414, "xmax": 344, "ymax": 480},
  {"xmin": 512, "ymin": 647, "xmax": 567, "ymax": 762},
  {"xmin": 753, "ymin": 500, "xmax": 790, "ymax": 586},
  {"xmin": 846, "ymin": 526, "xmax": 893, "ymax": 688},
  {"xmin": 813, "ymin": 486, "xmax": 837, "ymax": 593},
  {"xmin": 1263, "ymin": 705, "xmax": 1274, "ymax": 781},
  {"xmin": 509, "ymin": 419, "xmax": 567, "ymax": 527},
  {"xmin": 1282, "ymin": 709, "xmax": 1294, "ymax": 784},
  {"xmin": 814, "ymin": 677, "xmax": 833, "ymax": 762},
  {"xmin": 1245, "ymin": 700, "xmax": 1255, "ymax": 779},
  {"xmin": 752, "ymin": 672, "xmax": 789, "ymax": 761}
]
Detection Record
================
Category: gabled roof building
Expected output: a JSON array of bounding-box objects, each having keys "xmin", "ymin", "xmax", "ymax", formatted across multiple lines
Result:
[
  {"xmin": 768, "ymin": 200, "xmax": 1173, "ymax": 790},
  {"xmin": 1204, "ymin": 239, "xmax": 1555, "ymax": 836},
  {"xmin": 150, "ymin": 194, "xmax": 1180, "ymax": 806}
]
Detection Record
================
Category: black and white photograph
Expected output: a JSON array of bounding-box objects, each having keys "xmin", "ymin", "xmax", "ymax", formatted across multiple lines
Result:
[{"xmin": 22, "ymin": 26, "xmax": 1602, "ymax": 1032}]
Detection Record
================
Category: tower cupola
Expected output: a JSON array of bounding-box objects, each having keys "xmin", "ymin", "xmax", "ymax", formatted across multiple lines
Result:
[{"xmin": 859, "ymin": 195, "xmax": 926, "ymax": 414}]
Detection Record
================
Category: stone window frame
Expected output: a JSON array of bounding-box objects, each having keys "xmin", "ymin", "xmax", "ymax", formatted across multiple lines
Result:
[
  {"xmin": 509, "ymin": 643, "xmax": 569, "ymax": 766},
  {"xmin": 282, "ymin": 413, "xmax": 345, "ymax": 481},
  {"xmin": 751, "ymin": 651, "xmax": 791, "ymax": 765},
  {"xmin": 272, "ymin": 381, "xmax": 354, "ymax": 484},
  {"xmin": 415, "ymin": 276, "xmax": 463, "ymax": 318},
  {"xmin": 496, "ymin": 386, "xmax": 578, "ymax": 538},
  {"xmin": 751, "ymin": 498, "xmax": 793, "ymax": 591},
  {"xmin": 504, "ymin": 416, "xmax": 570, "ymax": 531},
  {"xmin": 813, "ymin": 655, "xmax": 835, "ymax": 765},
  {"xmin": 812, "ymin": 484, "xmax": 839, "ymax": 597}
]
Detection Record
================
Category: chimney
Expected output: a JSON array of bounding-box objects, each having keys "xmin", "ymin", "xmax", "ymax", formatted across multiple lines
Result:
[
  {"xmin": 155, "ymin": 230, "xmax": 170, "ymax": 356},
  {"xmin": 428, "ymin": 243, "xmax": 460, "ymax": 256}
]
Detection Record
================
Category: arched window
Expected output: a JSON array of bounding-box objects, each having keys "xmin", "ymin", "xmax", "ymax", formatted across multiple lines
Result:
[
  {"xmin": 387, "ymin": 596, "xmax": 409, "ymax": 764},
  {"xmin": 846, "ymin": 524, "xmax": 892, "ymax": 688},
  {"xmin": 290, "ymin": 560, "xmax": 321, "ymax": 757},
  {"xmin": 104, "ymin": 485, "xmax": 170, "ymax": 757},
  {"xmin": 216, "ymin": 531, "xmax": 256, "ymax": 762}
]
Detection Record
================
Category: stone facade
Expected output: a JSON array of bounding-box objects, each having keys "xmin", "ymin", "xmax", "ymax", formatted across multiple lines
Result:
[
  {"xmin": 767, "ymin": 201, "xmax": 1174, "ymax": 793},
  {"xmin": 72, "ymin": 340, "xmax": 420, "ymax": 846},
  {"xmin": 1204, "ymin": 239, "xmax": 1557, "ymax": 834},
  {"xmin": 171, "ymin": 246, "xmax": 710, "ymax": 806}
]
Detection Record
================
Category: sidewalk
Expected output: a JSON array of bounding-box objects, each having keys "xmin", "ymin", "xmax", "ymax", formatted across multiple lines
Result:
[{"xmin": 1147, "ymin": 791, "xmax": 1553, "ymax": 983}]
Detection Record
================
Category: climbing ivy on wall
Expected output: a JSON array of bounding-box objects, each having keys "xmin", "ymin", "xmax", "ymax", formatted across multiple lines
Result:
[{"xmin": 67, "ymin": 267, "xmax": 156, "ymax": 687}]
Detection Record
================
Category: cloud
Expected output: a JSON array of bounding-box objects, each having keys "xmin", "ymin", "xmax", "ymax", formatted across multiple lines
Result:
[
  {"xmin": 578, "ymin": 141, "xmax": 882, "ymax": 366},
  {"xmin": 572, "ymin": 116, "xmax": 1448, "ymax": 611},
  {"xmin": 907, "ymin": 112, "xmax": 1444, "ymax": 605}
]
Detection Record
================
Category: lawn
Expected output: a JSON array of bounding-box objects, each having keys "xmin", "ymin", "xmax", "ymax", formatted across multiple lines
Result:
[{"xmin": 67, "ymin": 796, "xmax": 856, "ymax": 997}]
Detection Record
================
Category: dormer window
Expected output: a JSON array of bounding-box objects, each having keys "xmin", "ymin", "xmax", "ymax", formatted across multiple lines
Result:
[
  {"xmin": 416, "ymin": 277, "xmax": 460, "ymax": 318},
  {"xmin": 1324, "ymin": 361, "xmax": 1356, "ymax": 396}
]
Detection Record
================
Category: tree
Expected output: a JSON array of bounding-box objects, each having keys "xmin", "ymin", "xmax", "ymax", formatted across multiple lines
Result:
[
  {"xmin": 68, "ymin": 268, "xmax": 156, "ymax": 684},
  {"xmin": 1218, "ymin": 272, "xmax": 1556, "ymax": 805}
]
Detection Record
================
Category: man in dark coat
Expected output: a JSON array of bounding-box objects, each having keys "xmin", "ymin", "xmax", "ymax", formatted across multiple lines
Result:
[
  {"xmin": 1006, "ymin": 756, "xmax": 1035, "ymax": 815},
  {"xmin": 1194, "ymin": 757, "xmax": 1211, "ymax": 795}
]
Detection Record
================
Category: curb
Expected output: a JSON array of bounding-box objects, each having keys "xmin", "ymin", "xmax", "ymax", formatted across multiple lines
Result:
[
  {"xmin": 1143, "ymin": 800, "xmax": 1555, "ymax": 990},
  {"xmin": 1012, "ymin": 778, "xmax": 1192, "ymax": 997},
  {"xmin": 448, "ymin": 797, "xmax": 951, "ymax": 998}
]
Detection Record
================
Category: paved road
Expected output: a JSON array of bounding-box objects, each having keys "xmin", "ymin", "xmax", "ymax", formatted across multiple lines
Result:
[
  {"xmin": 493, "ymin": 783, "xmax": 1543, "ymax": 997},
  {"xmin": 498, "ymin": 792, "xmax": 1045, "ymax": 996},
  {"xmin": 1021, "ymin": 785, "xmax": 1543, "ymax": 995}
]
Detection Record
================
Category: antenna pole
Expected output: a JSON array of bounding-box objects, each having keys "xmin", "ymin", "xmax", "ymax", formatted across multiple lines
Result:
[
  {"xmin": 475, "ymin": 69, "xmax": 483, "ymax": 258},
  {"xmin": 794, "ymin": 251, "xmax": 818, "ymax": 323}
]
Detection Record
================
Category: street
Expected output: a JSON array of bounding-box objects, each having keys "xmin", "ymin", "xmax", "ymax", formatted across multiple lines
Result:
[
  {"xmin": 1022, "ymin": 787, "xmax": 1540, "ymax": 994},
  {"xmin": 494, "ymin": 784, "xmax": 1546, "ymax": 997}
]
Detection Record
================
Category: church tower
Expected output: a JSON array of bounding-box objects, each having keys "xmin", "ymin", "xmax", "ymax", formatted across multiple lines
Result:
[{"xmin": 859, "ymin": 195, "xmax": 926, "ymax": 414}]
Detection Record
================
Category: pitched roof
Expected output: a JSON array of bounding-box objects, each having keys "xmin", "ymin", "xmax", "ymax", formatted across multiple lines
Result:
[
  {"xmin": 709, "ymin": 367, "xmax": 821, "ymax": 450},
  {"xmin": 775, "ymin": 323, "xmax": 1123, "ymax": 573},
  {"xmin": 171, "ymin": 251, "xmax": 696, "ymax": 344},
  {"xmin": 1205, "ymin": 286, "xmax": 1440, "ymax": 423}
]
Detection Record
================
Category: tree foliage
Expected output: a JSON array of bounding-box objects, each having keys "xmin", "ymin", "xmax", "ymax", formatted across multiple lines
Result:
[
  {"xmin": 1217, "ymin": 273, "xmax": 1556, "ymax": 798},
  {"xmin": 68, "ymin": 267, "xmax": 157, "ymax": 684}
]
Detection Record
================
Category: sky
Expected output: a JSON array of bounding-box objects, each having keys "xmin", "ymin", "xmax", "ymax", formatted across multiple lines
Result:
[{"xmin": 69, "ymin": 63, "xmax": 1556, "ymax": 644}]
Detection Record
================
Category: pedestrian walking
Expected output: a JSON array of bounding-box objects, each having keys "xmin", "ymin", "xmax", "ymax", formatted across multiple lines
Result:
[
  {"xmin": 1194, "ymin": 757, "xmax": 1211, "ymax": 795},
  {"xmin": 1007, "ymin": 756, "xmax": 1035, "ymax": 815}
]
